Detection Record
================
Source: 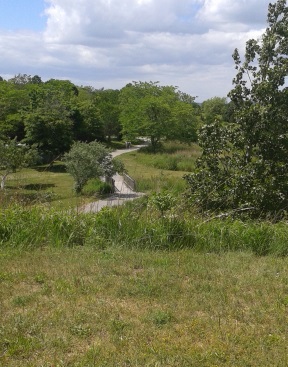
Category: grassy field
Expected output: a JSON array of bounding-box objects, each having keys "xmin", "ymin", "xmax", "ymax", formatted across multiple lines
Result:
[
  {"xmin": 1, "ymin": 141, "xmax": 201, "ymax": 207},
  {"xmin": 1, "ymin": 163, "xmax": 106, "ymax": 210},
  {"xmin": 1, "ymin": 247, "xmax": 288, "ymax": 366}
]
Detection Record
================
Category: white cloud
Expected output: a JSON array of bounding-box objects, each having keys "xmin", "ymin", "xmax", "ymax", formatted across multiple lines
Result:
[
  {"xmin": 198, "ymin": 0, "xmax": 271, "ymax": 29},
  {"xmin": 0, "ymin": 0, "xmax": 276, "ymax": 100}
]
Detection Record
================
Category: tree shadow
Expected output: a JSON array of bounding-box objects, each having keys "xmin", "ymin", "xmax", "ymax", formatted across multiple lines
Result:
[
  {"xmin": 21, "ymin": 183, "xmax": 56, "ymax": 190},
  {"xmin": 34, "ymin": 164, "xmax": 67, "ymax": 173}
]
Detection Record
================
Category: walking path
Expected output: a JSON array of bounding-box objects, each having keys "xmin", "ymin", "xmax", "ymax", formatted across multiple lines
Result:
[{"xmin": 80, "ymin": 145, "xmax": 145, "ymax": 213}]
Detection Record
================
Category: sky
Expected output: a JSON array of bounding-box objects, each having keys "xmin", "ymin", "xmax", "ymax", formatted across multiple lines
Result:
[{"xmin": 0, "ymin": 0, "xmax": 274, "ymax": 101}]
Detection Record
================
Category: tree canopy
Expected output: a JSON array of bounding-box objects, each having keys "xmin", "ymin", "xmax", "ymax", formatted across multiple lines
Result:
[
  {"xmin": 119, "ymin": 81, "xmax": 199, "ymax": 150},
  {"xmin": 185, "ymin": 0, "xmax": 288, "ymax": 218}
]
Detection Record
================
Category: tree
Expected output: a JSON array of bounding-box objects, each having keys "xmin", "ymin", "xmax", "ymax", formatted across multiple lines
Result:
[
  {"xmin": 201, "ymin": 97, "xmax": 230, "ymax": 124},
  {"xmin": 0, "ymin": 139, "xmax": 38, "ymax": 189},
  {"xmin": 23, "ymin": 80, "xmax": 79, "ymax": 161},
  {"xmin": 96, "ymin": 89, "xmax": 121, "ymax": 142},
  {"xmin": 170, "ymin": 100, "xmax": 200, "ymax": 143},
  {"xmin": 185, "ymin": 0, "xmax": 288, "ymax": 217},
  {"xmin": 75, "ymin": 100, "xmax": 104, "ymax": 142},
  {"xmin": 119, "ymin": 81, "xmax": 198, "ymax": 151},
  {"xmin": 63, "ymin": 141, "xmax": 121, "ymax": 193},
  {"xmin": 0, "ymin": 79, "xmax": 31, "ymax": 140}
]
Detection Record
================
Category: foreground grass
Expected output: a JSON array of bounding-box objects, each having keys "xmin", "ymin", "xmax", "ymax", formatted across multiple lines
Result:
[{"xmin": 1, "ymin": 247, "xmax": 288, "ymax": 366}]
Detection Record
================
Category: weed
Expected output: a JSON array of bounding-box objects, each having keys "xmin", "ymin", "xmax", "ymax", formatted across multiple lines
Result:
[
  {"xmin": 12, "ymin": 295, "xmax": 35, "ymax": 307},
  {"xmin": 69, "ymin": 324, "xmax": 92, "ymax": 338},
  {"xmin": 148, "ymin": 309, "xmax": 174, "ymax": 327}
]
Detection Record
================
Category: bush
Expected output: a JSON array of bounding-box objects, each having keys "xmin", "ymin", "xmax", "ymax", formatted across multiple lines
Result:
[{"xmin": 83, "ymin": 179, "xmax": 114, "ymax": 196}]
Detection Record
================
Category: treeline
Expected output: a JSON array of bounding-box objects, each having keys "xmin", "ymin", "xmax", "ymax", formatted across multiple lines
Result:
[
  {"xmin": 0, "ymin": 74, "xmax": 232, "ymax": 161},
  {"xmin": 0, "ymin": 74, "xmax": 121, "ymax": 162}
]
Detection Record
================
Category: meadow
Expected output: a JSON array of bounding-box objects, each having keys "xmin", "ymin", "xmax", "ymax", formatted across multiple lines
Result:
[
  {"xmin": 116, "ymin": 142, "xmax": 201, "ymax": 193},
  {"xmin": 1, "ymin": 141, "xmax": 288, "ymax": 366},
  {"xmin": 1, "ymin": 245, "xmax": 288, "ymax": 366}
]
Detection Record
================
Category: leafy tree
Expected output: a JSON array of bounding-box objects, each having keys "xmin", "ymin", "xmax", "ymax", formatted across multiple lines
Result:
[
  {"xmin": 96, "ymin": 89, "xmax": 121, "ymax": 142},
  {"xmin": 171, "ymin": 100, "xmax": 200, "ymax": 143},
  {"xmin": 0, "ymin": 80, "xmax": 31, "ymax": 140},
  {"xmin": 185, "ymin": 0, "xmax": 288, "ymax": 217},
  {"xmin": 0, "ymin": 139, "xmax": 38, "ymax": 189},
  {"xmin": 31, "ymin": 75, "xmax": 43, "ymax": 84},
  {"xmin": 63, "ymin": 141, "xmax": 122, "ymax": 193},
  {"xmin": 76, "ymin": 100, "xmax": 104, "ymax": 142},
  {"xmin": 119, "ymin": 81, "xmax": 198, "ymax": 150},
  {"xmin": 201, "ymin": 97, "xmax": 229, "ymax": 124},
  {"xmin": 23, "ymin": 80, "xmax": 79, "ymax": 161}
]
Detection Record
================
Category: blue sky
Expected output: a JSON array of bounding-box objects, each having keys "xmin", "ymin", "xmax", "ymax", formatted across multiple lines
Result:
[
  {"xmin": 0, "ymin": 0, "xmax": 46, "ymax": 31},
  {"xmin": 0, "ymin": 0, "xmax": 273, "ymax": 101}
]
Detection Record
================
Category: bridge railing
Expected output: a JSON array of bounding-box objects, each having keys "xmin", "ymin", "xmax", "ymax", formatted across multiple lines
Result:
[{"xmin": 123, "ymin": 173, "xmax": 136, "ymax": 191}]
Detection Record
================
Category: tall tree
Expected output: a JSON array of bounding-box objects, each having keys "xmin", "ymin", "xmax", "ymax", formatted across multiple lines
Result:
[
  {"xmin": 185, "ymin": 0, "xmax": 288, "ymax": 217},
  {"xmin": 201, "ymin": 97, "xmax": 229, "ymax": 124},
  {"xmin": 96, "ymin": 89, "xmax": 121, "ymax": 142},
  {"xmin": 23, "ymin": 80, "xmax": 79, "ymax": 161},
  {"xmin": 119, "ymin": 81, "xmax": 198, "ymax": 150},
  {"xmin": 76, "ymin": 100, "xmax": 104, "ymax": 142},
  {"xmin": 0, "ymin": 80, "xmax": 30, "ymax": 140}
]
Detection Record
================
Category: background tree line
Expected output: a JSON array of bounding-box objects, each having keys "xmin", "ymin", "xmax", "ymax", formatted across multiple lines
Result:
[
  {"xmin": 0, "ymin": 75, "xmax": 122, "ymax": 162},
  {"xmin": 0, "ymin": 74, "xmax": 234, "ymax": 160}
]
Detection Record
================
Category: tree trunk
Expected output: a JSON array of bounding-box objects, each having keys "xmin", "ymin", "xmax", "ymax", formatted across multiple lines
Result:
[{"xmin": 0, "ymin": 174, "xmax": 7, "ymax": 190}]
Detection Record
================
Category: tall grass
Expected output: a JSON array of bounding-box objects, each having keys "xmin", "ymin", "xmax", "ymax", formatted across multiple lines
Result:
[
  {"xmin": 136, "ymin": 142, "xmax": 201, "ymax": 172},
  {"xmin": 1, "ymin": 202, "xmax": 288, "ymax": 256},
  {"xmin": 135, "ymin": 174, "xmax": 187, "ymax": 193}
]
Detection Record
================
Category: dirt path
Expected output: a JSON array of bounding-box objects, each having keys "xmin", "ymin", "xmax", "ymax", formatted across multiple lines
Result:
[{"xmin": 80, "ymin": 145, "xmax": 145, "ymax": 213}]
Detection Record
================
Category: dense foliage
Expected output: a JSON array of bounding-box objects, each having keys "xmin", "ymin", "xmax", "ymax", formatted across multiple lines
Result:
[
  {"xmin": 0, "ymin": 76, "xmax": 199, "ymax": 161},
  {"xmin": 0, "ymin": 76, "xmax": 122, "ymax": 162},
  {"xmin": 185, "ymin": 0, "xmax": 288, "ymax": 218},
  {"xmin": 119, "ymin": 81, "xmax": 200, "ymax": 151}
]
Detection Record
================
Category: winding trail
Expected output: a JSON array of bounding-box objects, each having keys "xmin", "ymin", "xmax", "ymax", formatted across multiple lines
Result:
[{"xmin": 80, "ymin": 145, "xmax": 145, "ymax": 213}]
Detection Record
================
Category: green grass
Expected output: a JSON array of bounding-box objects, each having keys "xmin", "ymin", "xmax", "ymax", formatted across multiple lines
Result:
[
  {"xmin": 117, "ymin": 142, "xmax": 201, "ymax": 193},
  {"xmin": 1, "ymin": 246, "xmax": 288, "ymax": 366},
  {"xmin": 1, "ymin": 203, "xmax": 288, "ymax": 256},
  {"xmin": 1, "ymin": 162, "xmax": 97, "ymax": 210},
  {"xmin": 0, "ymin": 141, "xmax": 200, "ymax": 207},
  {"xmin": 139, "ymin": 141, "xmax": 202, "ymax": 171}
]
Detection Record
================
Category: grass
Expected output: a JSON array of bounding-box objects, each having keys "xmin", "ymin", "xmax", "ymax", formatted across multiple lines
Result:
[
  {"xmin": 1, "ymin": 203, "xmax": 288, "ymax": 255},
  {"xmin": 117, "ymin": 142, "xmax": 201, "ymax": 193},
  {"xmin": 1, "ymin": 162, "xmax": 99, "ymax": 210},
  {"xmin": 1, "ymin": 246, "xmax": 288, "ymax": 366}
]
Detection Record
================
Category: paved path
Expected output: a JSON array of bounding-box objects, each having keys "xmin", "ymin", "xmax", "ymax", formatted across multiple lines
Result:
[{"xmin": 80, "ymin": 146, "xmax": 145, "ymax": 213}]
